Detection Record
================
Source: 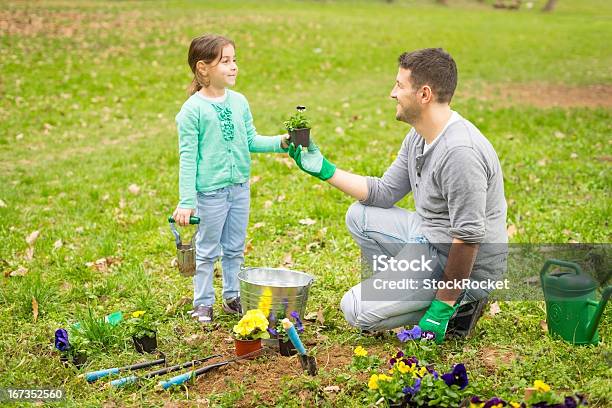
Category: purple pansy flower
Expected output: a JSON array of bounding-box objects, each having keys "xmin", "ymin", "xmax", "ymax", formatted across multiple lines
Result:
[
  {"xmin": 563, "ymin": 397, "xmax": 578, "ymax": 408},
  {"xmin": 483, "ymin": 397, "xmax": 507, "ymax": 408},
  {"xmin": 54, "ymin": 328, "xmax": 70, "ymax": 352},
  {"xmin": 290, "ymin": 311, "xmax": 304, "ymax": 333},
  {"xmin": 441, "ymin": 363, "xmax": 469, "ymax": 390},
  {"xmin": 402, "ymin": 377, "xmax": 422, "ymax": 395},
  {"xmin": 421, "ymin": 330, "xmax": 436, "ymax": 341},
  {"xmin": 426, "ymin": 364, "xmax": 439, "ymax": 380},
  {"xmin": 389, "ymin": 350, "xmax": 404, "ymax": 366},
  {"xmin": 397, "ymin": 325, "xmax": 422, "ymax": 342},
  {"xmin": 267, "ymin": 327, "xmax": 278, "ymax": 337}
]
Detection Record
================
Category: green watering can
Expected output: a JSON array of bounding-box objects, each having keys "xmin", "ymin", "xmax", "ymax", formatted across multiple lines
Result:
[{"xmin": 540, "ymin": 259, "xmax": 611, "ymax": 345}]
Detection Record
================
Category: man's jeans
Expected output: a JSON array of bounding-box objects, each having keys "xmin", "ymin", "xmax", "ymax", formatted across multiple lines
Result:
[
  {"xmin": 340, "ymin": 202, "xmax": 479, "ymax": 331},
  {"xmin": 193, "ymin": 182, "xmax": 250, "ymax": 307}
]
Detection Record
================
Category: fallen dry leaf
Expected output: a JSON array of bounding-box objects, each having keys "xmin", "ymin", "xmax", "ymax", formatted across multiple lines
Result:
[
  {"xmin": 244, "ymin": 240, "xmax": 254, "ymax": 255},
  {"xmin": 507, "ymin": 224, "xmax": 517, "ymax": 238},
  {"xmin": 53, "ymin": 239, "xmax": 63, "ymax": 249},
  {"xmin": 264, "ymin": 200, "xmax": 273, "ymax": 209},
  {"xmin": 9, "ymin": 266, "xmax": 28, "ymax": 277},
  {"xmin": 317, "ymin": 308, "xmax": 326, "ymax": 325},
  {"xmin": 303, "ymin": 311, "xmax": 318, "ymax": 322},
  {"xmin": 86, "ymin": 256, "xmax": 121, "ymax": 272},
  {"xmin": 277, "ymin": 194, "xmax": 285, "ymax": 202},
  {"xmin": 25, "ymin": 246, "xmax": 34, "ymax": 261},
  {"xmin": 32, "ymin": 296, "xmax": 39, "ymax": 322},
  {"xmin": 170, "ymin": 257, "xmax": 178, "ymax": 268},
  {"xmin": 250, "ymin": 176, "xmax": 261, "ymax": 184},
  {"xmin": 26, "ymin": 230, "xmax": 40, "ymax": 246},
  {"xmin": 299, "ymin": 218, "xmax": 316, "ymax": 226},
  {"xmin": 323, "ymin": 385, "xmax": 340, "ymax": 393},
  {"xmin": 539, "ymin": 319, "xmax": 548, "ymax": 332},
  {"xmin": 488, "ymin": 301, "xmax": 501, "ymax": 316},
  {"xmin": 75, "ymin": 226, "xmax": 85, "ymax": 233},
  {"xmin": 523, "ymin": 276, "xmax": 540, "ymax": 286},
  {"xmin": 119, "ymin": 198, "xmax": 126, "ymax": 209},
  {"xmin": 253, "ymin": 222, "xmax": 266, "ymax": 229},
  {"xmin": 0, "ymin": 199, "xmax": 6, "ymax": 208},
  {"xmin": 282, "ymin": 253, "xmax": 294, "ymax": 267},
  {"xmin": 128, "ymin": 184, "xmax": 140, "ymax": 195}
]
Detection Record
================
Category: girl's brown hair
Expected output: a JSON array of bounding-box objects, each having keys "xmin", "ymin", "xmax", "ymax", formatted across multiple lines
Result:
[{"xmin": 187, "ymin": 34, "xmax": 235, "ymax": 95}]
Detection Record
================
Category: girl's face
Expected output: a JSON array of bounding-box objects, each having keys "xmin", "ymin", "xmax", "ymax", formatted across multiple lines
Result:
[{"xmin": 205, "ymin": 44, "xmax": 238, "ymax": 88}]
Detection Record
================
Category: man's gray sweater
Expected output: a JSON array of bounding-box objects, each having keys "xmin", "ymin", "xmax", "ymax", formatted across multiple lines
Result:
[{"xmin": 361, "ymin": 113, "xmax": 508, "ymax": 279}]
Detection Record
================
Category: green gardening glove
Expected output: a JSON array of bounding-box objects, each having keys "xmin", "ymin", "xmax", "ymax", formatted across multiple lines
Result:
[
  {"xmin": 288, "ymin": 141, "xmax": 336, "ymax": 181},
  {"xmin": 418, "ymin": 299, "xmax": 459, "ymax": 344}
]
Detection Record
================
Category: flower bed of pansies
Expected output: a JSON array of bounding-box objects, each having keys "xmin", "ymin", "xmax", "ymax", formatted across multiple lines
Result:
[{"xmin": 351, "ymin": 325, "xmax": 588, "ymax": 408}]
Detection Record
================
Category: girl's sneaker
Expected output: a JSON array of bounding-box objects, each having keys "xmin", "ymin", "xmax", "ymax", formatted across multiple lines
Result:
[
  {"xmin": 222, "ymin": 296, "xmax": 242, "ymax": 314},
  {"xmin": 192, "ymin": 305, "xmax": 214, "ymax": 325}
]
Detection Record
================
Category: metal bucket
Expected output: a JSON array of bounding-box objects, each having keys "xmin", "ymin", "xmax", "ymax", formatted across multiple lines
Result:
[{"xmin": 238, "ymin": 267, "xmax": 315, "ymax": 321}]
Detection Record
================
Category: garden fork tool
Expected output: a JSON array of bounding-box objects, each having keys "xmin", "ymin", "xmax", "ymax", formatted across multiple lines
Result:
[
  {"xmin": 282, "ymin": 318, "xmax": 317, "ymax": 376},
  {"xmin": 168, "ymin": 215, "xmax": 200, "ymax": 277},
  {"xmin": 81, "ymin": 354, "xmax": 166, "ymax": 383},
  {"xmin": 156, "ymin": 348, "xmax": 273, "ymax": 390},
  {"xmin": 108, "ymin": 353, "xmax": 221, "ymax": 388}
]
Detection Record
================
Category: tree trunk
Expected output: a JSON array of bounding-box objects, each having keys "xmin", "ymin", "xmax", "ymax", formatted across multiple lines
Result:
[{"xmin": 542, "ymin": 0, "xmax": 558, "ymax": 12}]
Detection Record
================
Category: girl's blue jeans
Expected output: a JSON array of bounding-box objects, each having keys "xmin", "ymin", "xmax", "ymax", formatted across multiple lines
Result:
[{"xmin": 193, "ymin": 182, "xmax": 250, "ymax": 307}]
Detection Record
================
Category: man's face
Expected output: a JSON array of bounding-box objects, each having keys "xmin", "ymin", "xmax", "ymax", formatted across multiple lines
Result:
[{"xmin": 390, "ymin": 68, "xmax": 422, "ymax": 124}]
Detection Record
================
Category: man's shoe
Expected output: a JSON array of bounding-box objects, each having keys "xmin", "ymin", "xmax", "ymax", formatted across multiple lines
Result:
[
  {"xmin": 222, "ymin": 296, "xmax": 242, "ymax": 315},
  {"xmin": 192, "ymin": 305, "xmax": 214, "ymax": 325}
]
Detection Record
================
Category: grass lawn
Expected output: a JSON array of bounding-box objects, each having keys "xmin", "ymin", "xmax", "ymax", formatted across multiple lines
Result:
[{"xmin": 1, "ymin": 0, "xmax": 610, "ymax": 406}]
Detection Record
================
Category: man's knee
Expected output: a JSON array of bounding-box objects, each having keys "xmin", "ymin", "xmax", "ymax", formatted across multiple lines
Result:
[
  {"xmin": 345, "ymin": 201, "xmax": 365, "ymax": 236},
  {"xmin": 340, "ymin": 289, "xmax": 359, "ymax": 327}
]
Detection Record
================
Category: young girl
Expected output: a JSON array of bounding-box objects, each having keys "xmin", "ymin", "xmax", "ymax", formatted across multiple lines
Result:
[{"xmin": 172, "ymin": 34, "xmax": 289, "ymax": 325}]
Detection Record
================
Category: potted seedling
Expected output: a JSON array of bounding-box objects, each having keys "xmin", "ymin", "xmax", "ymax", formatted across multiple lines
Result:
[
  {"xmin": 269, "ymin": 311, "xmax": 304, "ymax": 356},
  {"xmin": 232, "ymin": 309, "xmax": 270, "ymax": 357},
  {"xmin": 55, "ymin": 328, "xmax": 89, "ymax": 368},
  {"xmin": 127, "ymin": 310, "xmax": 158, "ymax": 354},
  {"xmin": 284, "ymin": 105, "xmax": 310, "ymax": 149}
]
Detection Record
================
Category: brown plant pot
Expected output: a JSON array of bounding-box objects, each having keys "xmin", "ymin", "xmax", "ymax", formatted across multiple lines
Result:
[
  {"xmin": 234, "ymin": 338, "xmax": 262, "ymax": 358},
  {"xmin": 278, "ymin": 338, "xmax": 297, "ymax": 356},
  {"xmin": 289, "ymin": 128, "xmax": 310, "ymax": 148},
  {"xmin": 133, "ymin": 332, "xmax": 158, "ymax": 354}
]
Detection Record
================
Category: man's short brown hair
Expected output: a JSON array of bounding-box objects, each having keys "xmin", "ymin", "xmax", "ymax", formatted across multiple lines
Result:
[{"xmin": 398, "ymin": 48, "xmax": 457, "ymax": 103}]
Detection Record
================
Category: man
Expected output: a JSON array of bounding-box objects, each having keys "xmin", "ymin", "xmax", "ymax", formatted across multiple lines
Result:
[{"xmin": 288, "ymin": 48, "xmax": 508, "ymax": 344}]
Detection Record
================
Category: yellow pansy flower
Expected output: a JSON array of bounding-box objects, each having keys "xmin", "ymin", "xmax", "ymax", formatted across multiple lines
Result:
[
  {"xmin": 396, "ymin": 361, "xmax": 411, "ymax": 374},
  {"xmin": 132, "ymin": 310, "xmax": 145, "ymax": 318},
  {"xmin": 368, "ymin": 374, "xmax": 380, "ymax": 390},
  {"xmin": 510, "ymin": 402, "xmax": 522, "ymax": 408},
  {"xmin": 469, "ymin": 403, "xmax": 484, "ymax": 408},
  {"xmin": 354, "ymin": 346, "xmax": 368, "ymax": 357},
  {"xmin": 378, "ymin": 374, "xmax": 391, "ymax": 381},
  {"xmin": 534, "ymin": 380, "xmax": 551, "ymax": 393}
]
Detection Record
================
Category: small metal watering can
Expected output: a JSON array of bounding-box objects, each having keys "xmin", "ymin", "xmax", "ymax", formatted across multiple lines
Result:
[
  {"xmin": 168, "ymin": 216, "xmax": 200, "ymax": 277},
  {"xmin": 540, "ymin": 259, "xmax": 611, "ymax": 345}
]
